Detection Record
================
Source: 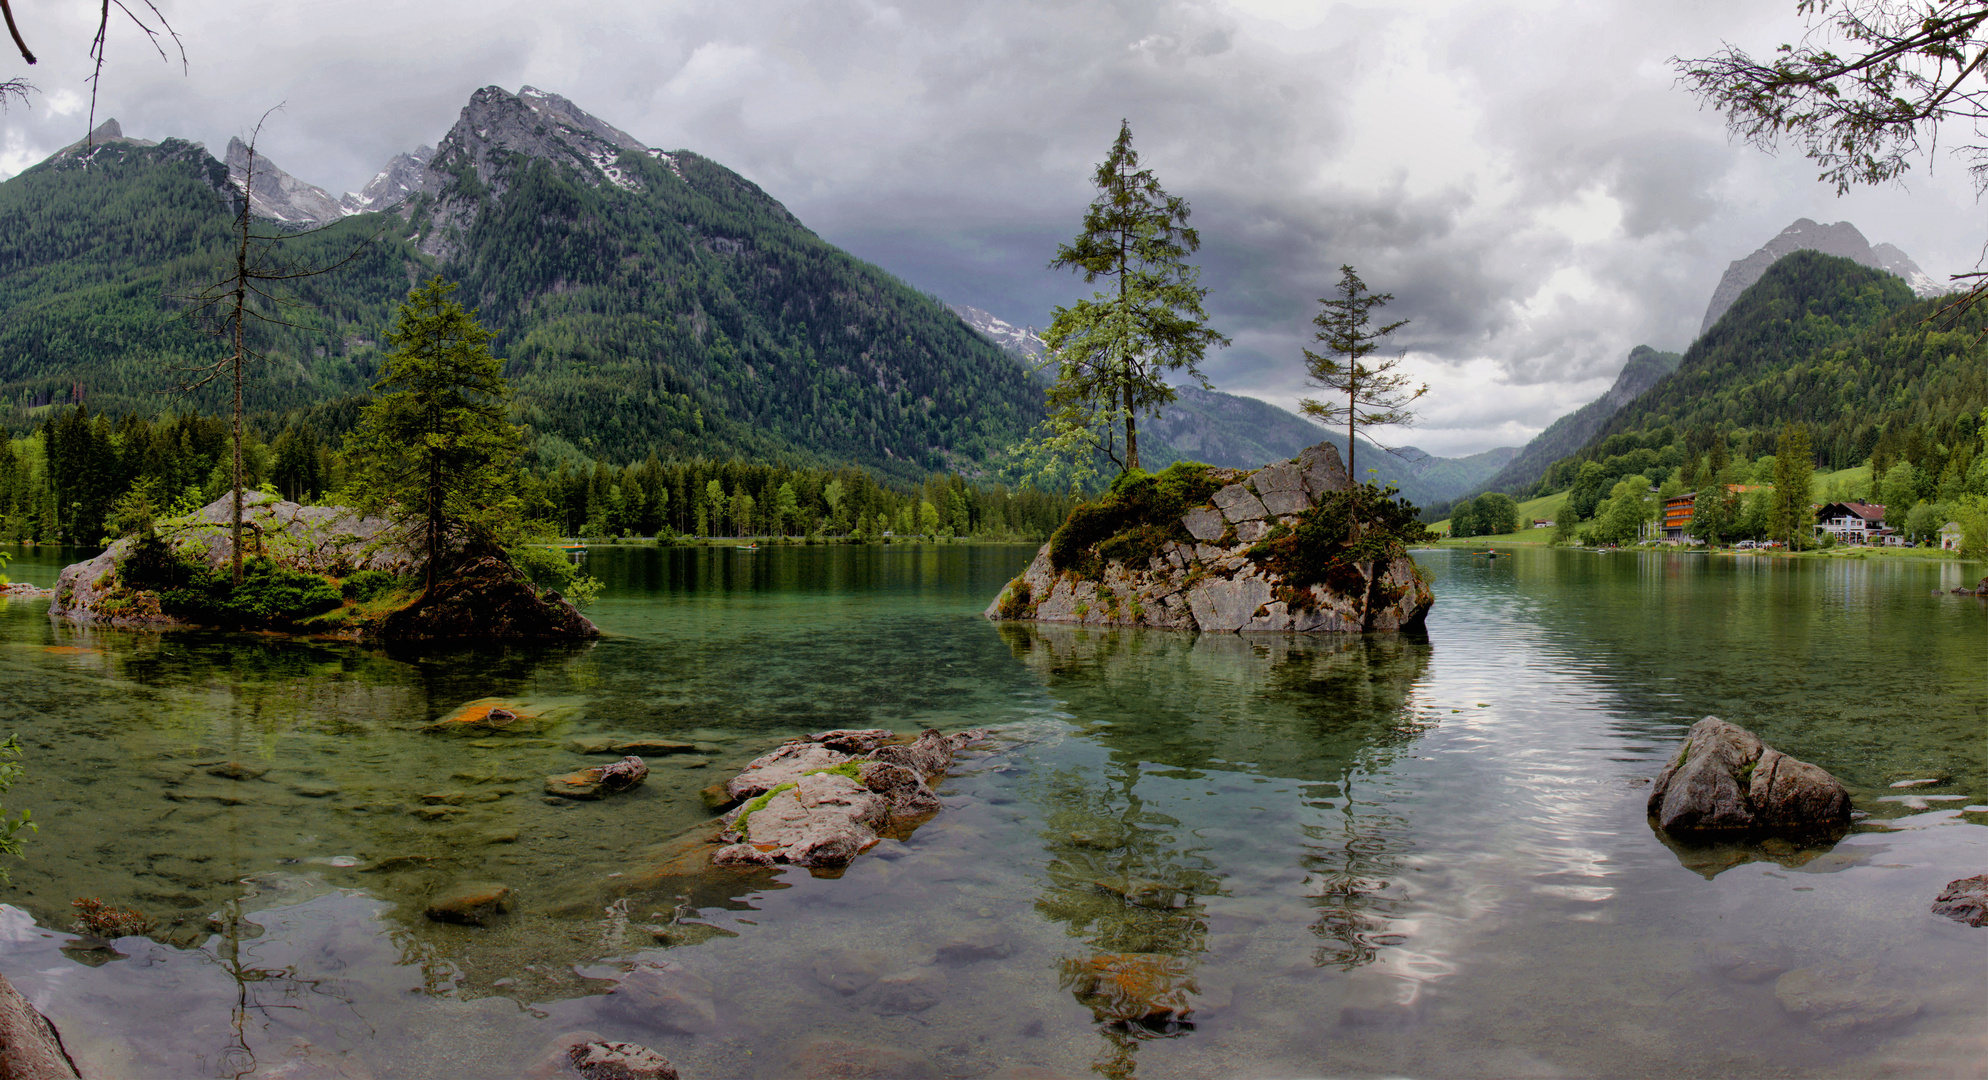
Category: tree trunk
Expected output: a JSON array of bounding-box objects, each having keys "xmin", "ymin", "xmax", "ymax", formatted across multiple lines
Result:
[{"xmin": 230, "ymin": 241, "xmax": 246, "ymax": 586}]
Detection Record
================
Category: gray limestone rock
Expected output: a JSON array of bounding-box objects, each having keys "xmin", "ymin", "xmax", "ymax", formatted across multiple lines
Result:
[
  {"xmin": 1212, "ymin": 484, "xmax": 1269, "ymax": 523},
  {"xmin": 1648, "ymin": 717, "xmax": 1851, "ymax": 837},
  {"xmin": 1181, "ymin": 506, "xmax": 1228, "ymax": 541},
  {"xmin": 1186, "ymin": 576, "xmax": 1273, "ymax": 632},
  {"xmin": 1251, "ymin": 461, "xmax": 1305, "ymax": 494},
  {"xmin": 1259, "ymin": 488, "xmax": 1311, "ymax": 516},
  {"xmin": 1299, "ymin": 442, "xmax": 1351, "ymax": 496},
  {"xmin": 981, "ymin": 440, "xmax": 1431, "ymax": 636}
]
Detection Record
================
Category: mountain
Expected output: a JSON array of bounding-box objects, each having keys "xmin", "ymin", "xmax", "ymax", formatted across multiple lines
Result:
[
  {"xmin": 947, "ymin": 303, "xmax": 1512, "ymax": 503},
  {"xmin": 1537, "ymin": 249, "xmax": 1986, "ymax": 496},
  {"xmin": 226, "ymin": 136, "xmax": 349, "ymax": 225},
  {"xmin": 1482, "ymin": 345, "xmax": 1682, "ymax": 495},
  {"xmin": 949, "ymin": 304, "xmax": 1046, "ymax": 362},
  {"xmin": 341, "ymin": 145, "xmax": 433, "ymax": 214},
  {"xmin": 0, "ymin": 88, "xmax": 1042, "ymax": 481},
  {"xmin": 1699, "ymin": 218, "xmax": 1942, "ymax": 334}
]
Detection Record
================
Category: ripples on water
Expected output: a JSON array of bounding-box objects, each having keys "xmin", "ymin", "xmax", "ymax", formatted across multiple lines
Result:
[{"xmin": 0, "ymin": 543, "xmax": 1982, "ymax": 1078}]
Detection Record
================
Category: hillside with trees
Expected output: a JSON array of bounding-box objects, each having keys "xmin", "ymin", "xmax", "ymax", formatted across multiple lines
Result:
[
  {"xmin": 1530, "ymin": 251, "xmax": 1986, "ymax": 514},
  {"xmin": 0, "ymin": 89, "xmax": 1042, "ymax": 485}
]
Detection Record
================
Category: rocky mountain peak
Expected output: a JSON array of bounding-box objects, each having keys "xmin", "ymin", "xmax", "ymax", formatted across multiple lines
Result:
[
  {"xmin": 424, "ymin": 84, "xmax": 662, "ymax": 201},
  {"xmin": 1700, "ymin": 218, "xmax": 1941, "ymax": 334},
  {"xmin": 52, "ymin": 117, "xmax": 157, "ymax": 160},
  {"xmin": 225, "ymin": 136, "xmax": 349, "ymax": 225},
  {"xmin": 341, "ymin": 144, "xmax": 433, "ymax": 214}
]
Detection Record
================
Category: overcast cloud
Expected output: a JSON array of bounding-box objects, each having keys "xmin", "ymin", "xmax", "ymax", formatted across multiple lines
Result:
[{"xmin": 1, "ymin": 0, "xmax": 1974, "ymax": 456}]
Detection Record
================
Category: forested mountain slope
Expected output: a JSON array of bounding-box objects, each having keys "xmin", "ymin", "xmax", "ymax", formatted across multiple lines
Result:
[
  {"xmin": 1482, "ymin": 345, "xmax": 1681, "ymax": 495},
  {"xmin": 0, "ymin": 139, "xmax": 420, "ymax": 417},
  {"xmin": 0, "ymin": 87, "xmax": 1042, "ymax": 482},
  {"xmin": 1536, "ymin": 250, "xmax": 1987, "ymax": 495}
]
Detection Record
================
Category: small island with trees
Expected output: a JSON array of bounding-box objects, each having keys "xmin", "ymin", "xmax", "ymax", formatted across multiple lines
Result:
[{"xmin": 47, "ymin": 278, "xmax": 599, "ymax": 642}]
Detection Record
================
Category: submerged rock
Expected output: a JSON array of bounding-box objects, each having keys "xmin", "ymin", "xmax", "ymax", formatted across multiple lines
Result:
[
  {"xmin": 1932, "ymin": 874, "xmax": 1988, "ymax": 927},
  {"xmin": 1648, "ymin": 717, "xmax": 1851, "ymax": 838},
  {"xmin": 1774, "ymin": 964, "xmax": 1920, "ymax": 1032},
  {"xmin": 567, "ymin": 1041, "xmax": 677, "ymax": 1080},
  {"xmin": 712, "ymin": 727, "xmax": 987, "ymax": 872},
  {"xmin": 783, "ymin": 1037, "xmax": 936, "ymax": 1080},
  {"xmin": 985, "ymin": 442, "xmax": 1432, "ymax": 635},
  {"xmin": 602, "ymin": 962, "xmax": 718, "ymax": 1034},
  {"xmin": 1060, "ymin": 952, "xmax": 1198, "ymax": 1028},
  {"xmin": 545, "ymin": 756, "xmax": 649, "ymax": 799},
  {"xmin": 424, "ymin": 881, "xmax": 512, "ymax": 925}
]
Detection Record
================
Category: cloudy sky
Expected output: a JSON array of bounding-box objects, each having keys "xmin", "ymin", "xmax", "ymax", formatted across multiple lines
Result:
[{"xmin": 1, "ymin": 0, "xmax": 1974, "ymax": 457}]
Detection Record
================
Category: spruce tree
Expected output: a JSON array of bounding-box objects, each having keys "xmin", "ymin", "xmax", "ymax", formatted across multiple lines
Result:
[
  {"xmin": 1301, "ymin": 266, "xmax": 1423, "ymax": 483},
  {"xmin": 1035, "ymin": 121, "xmax": 1228, "ymax": 478},
  {"xmin": 1771, "ymin": 422, "xmax": 1815, "ymax": 548},
  {"xmin": 348, "ymin": 277, "xmax": 522, "ymax": 589}
]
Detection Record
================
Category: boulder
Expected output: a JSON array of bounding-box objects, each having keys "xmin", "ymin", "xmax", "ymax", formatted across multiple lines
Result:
[
  {"xmin": 1648, "ymin": 717, "xmax": 1851, "ymax": 837},
  {"xmin": 0, "ymin": 974, "xmax": 80, "ymax": 1080},
  {"xmin": 1932, "ymin": 874, "xmax": 1988, "ymax": 927}
]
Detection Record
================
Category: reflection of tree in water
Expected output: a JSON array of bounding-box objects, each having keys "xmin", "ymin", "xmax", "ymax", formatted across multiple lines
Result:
[{"xmin": 1004, "ymin": 625, "xmax": 1434, "ymax": 1075}]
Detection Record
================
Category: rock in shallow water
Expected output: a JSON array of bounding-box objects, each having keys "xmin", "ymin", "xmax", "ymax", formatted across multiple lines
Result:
[
  {"xmin": 1647, "ymin": 717, "xmax": 1851, "ymax": 838},
  {"xmin": 1059, "ymin": 953, "xmax": 1198, "ymax": 1028},
  {"xmin": 544, "ymin": 756, "xmax": 649, "ymax": 799},
  {"xmin": 424, "ymin": 882, "xmax": 511, "ymax": 925},
  {"xmin": 567, "ymin": 1041, "xmax": 677, "ymax": 1080},
  {"xmin": 602, "ymin": 962, "xmax": 718, "ymax": 1034},
  {"xmin": 1932, "ymin": 874, "xmax": 1988, "ymax": 927}
]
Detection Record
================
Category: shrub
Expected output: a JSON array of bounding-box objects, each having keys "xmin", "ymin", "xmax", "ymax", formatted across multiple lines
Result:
[
  {"xmin": 156, "ymin": 559, "xmax": 342, "ymax": 627},
  {"xmin": 1249, "ymin": 483, "xmax": 1432, "ymax": 591},
  {"xmin": 996, "ymin": 579, "xmax": 1033, "ymax": 619},
  {"xmin": 1047, "ymin": 462, "xmax": 1220, "ymax": 576},
  {"xmin": 340, "ymin": 569, "xmax": 401, "ymax": 603}
]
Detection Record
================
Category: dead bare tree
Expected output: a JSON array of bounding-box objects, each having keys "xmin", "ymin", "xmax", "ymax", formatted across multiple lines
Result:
[
  {"xmin": 173, "ymin": 113, "xmax": 376, "ymax": 584},
  {"xmin": 1, "ymin": 0, "xmax": 185, "ymax": 145}
]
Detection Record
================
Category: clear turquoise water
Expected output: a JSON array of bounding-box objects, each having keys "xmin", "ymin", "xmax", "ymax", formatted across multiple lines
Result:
[{"xmin": 0, "ymin": 543, "xmax": 1981, "ymax": 1078}]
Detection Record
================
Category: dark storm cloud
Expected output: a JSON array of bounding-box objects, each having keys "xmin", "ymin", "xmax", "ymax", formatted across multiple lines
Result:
[{"xmin": 1, "ymin": 0, "xmax": 1972, "ymax": 456}]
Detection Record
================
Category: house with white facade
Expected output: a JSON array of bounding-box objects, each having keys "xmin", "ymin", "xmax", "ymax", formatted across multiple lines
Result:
[
  {"xmin": 1813, "ymin": 502, "xmax": 1886, "ymax": 544},
  {"xmin": 1940, "ymin": 522, "xmax": 1965, "ymax": 551}
]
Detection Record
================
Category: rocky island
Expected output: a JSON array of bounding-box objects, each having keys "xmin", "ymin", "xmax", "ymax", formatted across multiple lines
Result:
[
  {"xmin": 987, "ymin": 442, "xmax": 1433, "ymax": 633},
  {"xmin": 48, "ymin": 491, "xmax": 596, "ymax": 642}
]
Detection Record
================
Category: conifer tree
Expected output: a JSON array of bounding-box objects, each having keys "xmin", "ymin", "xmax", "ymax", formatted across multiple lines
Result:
[
  {"xmin": 1033, "ymin": 121, "xmax": 1228, "ymax": 479},
  {"xmin": 1771, "ymin": 422, "xmax": 1816, "ymax": 548},
  {"xmin": 348, "ymin": 277, "xmax": 522, "ymax": 589},
  {"xmin": 1301, "ymin": 266, "xmax": 1423, "ymax": 483}
]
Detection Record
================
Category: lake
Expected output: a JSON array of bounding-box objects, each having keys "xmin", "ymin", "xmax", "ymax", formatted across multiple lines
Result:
[{"xmin": 0, "ymin": 543, "xmax": 1982, "ymax": 1078}]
